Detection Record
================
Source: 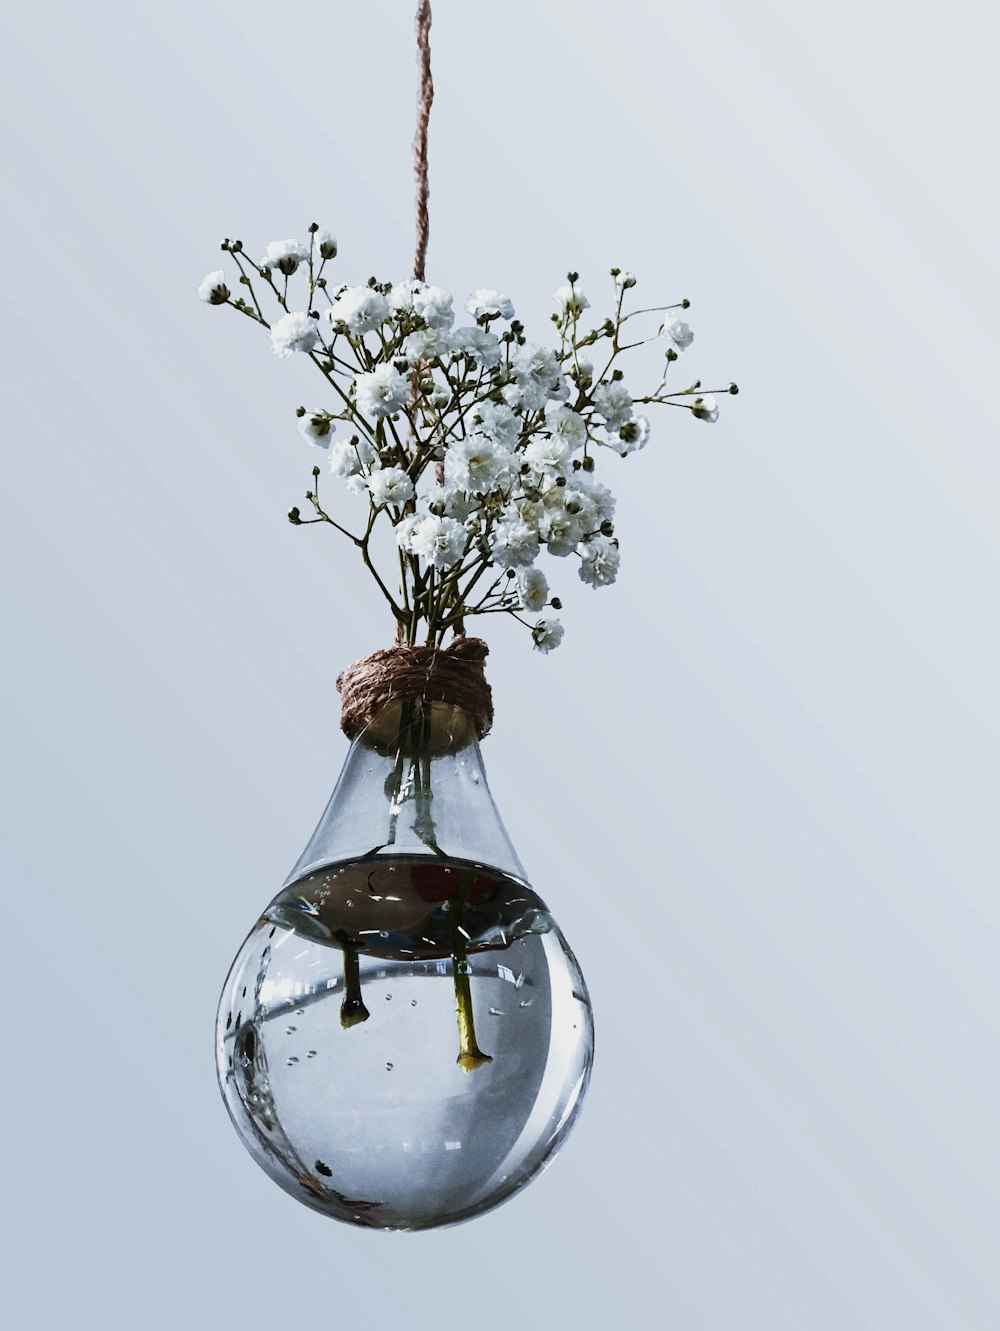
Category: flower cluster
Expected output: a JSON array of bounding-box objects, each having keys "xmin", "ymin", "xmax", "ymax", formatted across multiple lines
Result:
[{"xmin": 199, "ymin": 226, "xmax": 736, "ymax": 651}]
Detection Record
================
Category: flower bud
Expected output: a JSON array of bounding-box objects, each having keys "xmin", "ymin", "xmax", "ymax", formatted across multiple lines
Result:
[
  {"xmin": 550, "ymin": 597, "xmax": 562, "ymax": 610},
  {"xmin": 287, "ymin": 507, "xmax": 302, "ymax": 525},
  {"xmin": 582, "ymin": 456, "xmax": 595, "ymax": 472},
  {"xmin": 600, "ymin": 520, "xmax": 614, "ymax": 537}
]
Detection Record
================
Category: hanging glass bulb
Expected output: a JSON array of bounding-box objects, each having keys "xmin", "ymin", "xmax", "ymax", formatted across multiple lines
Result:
[{"xmin": 215, "ymin": 691, "xmax": 593, "ymax": 1231}]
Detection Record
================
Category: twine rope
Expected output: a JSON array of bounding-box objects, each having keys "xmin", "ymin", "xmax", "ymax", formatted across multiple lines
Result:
[
  {"xmin": 337, "ymin": 636, "xmax": 493, "ymax": 740},
  {"xmin": 413, "ymin": 1, "xmax": 433, "ymax": 283}
]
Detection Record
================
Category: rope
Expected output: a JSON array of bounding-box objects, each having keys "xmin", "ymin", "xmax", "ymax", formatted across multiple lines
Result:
[{"xmin": 413, "ymin": 1, "xmax": 433, "ymax": 283}]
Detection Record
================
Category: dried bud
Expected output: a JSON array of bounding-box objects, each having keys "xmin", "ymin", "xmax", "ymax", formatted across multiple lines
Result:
[
  {"xmin": 600, "ymin": 520, "xmax": 615, "ymax": 537},
  {"xmin": 308, "ymin": 222, "xmax": 319, "ymax": 233},
  {"xmin": 295, "ymin": 406, "xmax": 306, "ymax": 417},
  {"xmin": 287, "ymin": 507, "xmax": 302, "ymax": 525},
  {"xmin": 550, "ymin": 597, "xmax": 562, "ymax": 610},
  {"xmin": 582, "ymin": 456, "xmax": 595, "ymax": 472},
  {"xmin": 312, "ymin": 466, "xmax": 320, "ymax": 478}
]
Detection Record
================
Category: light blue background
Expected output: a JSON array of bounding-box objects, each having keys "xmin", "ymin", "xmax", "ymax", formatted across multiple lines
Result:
[{"xmin": 3, "ymin": 2, "xmax": 999, "ymax": 1327}]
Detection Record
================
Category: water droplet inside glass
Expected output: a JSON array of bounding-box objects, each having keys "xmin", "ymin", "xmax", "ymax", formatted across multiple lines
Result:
[
  {"xmin": 287, "ymin": 1056, "xmax": 299, "ymax": 1066},
  {"xmin": 410, "ymin": 999, "xmax": 417, "ymax": 1007},
  {"xmin": 285, "ymin": 1025, "xmax": 297, "ymax": 1034},
  {"xmin": 385, "ymin": 993, "xmax": 392, "ymax": 1001},
  {"xmin": 386, "ymin": 1062, "xmax": 393, "ymax": 1071},
  {"xmin": 519, "ymin": 998, "xmax": 533, "ymax": 1007},
  {"xmin": 307, "ymin": 1050, "xmax": 317, "ymax": 1058}
]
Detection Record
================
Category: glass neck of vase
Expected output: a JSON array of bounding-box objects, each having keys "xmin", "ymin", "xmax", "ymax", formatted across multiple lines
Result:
[{"xmin": 284, "ymin": 700, "xmax": 528, "ymax": 888}]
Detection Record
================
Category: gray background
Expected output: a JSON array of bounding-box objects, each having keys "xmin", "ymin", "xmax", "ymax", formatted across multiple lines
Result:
[{"xmin": 3, "ymin": 1, "xmax": 999, "ymax": 1327}]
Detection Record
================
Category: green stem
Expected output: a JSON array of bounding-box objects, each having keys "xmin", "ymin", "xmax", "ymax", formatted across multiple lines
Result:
[{"xmin": 450, "ymin": 869, "xmax": 492, "ymax": 1072}]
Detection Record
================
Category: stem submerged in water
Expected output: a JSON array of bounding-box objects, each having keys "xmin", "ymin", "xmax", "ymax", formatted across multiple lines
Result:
[
  {"xmin": 336, "ymin": 931, "xmax": 370, "ymax": 1028},
  {"xmin": 450, "ymin": 869, "xmax": 492, "ymax": 1072}
]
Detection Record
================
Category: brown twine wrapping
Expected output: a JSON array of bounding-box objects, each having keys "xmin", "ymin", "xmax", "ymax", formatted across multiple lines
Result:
[
  {"xmin": 337, "ymin": 637, "xmax": 493, "ymax": 742},
  {"xmin": 412, "ymin": 1, "xmax": 433, "ymax": 283}
]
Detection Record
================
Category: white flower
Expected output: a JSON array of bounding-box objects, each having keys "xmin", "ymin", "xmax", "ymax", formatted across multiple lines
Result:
[
  {"xmin": 298, "ymin": 410, "xmax": 335, "ymax": 448},
  {"xmin": 614, "ymin": 270, "xmax": 636, "ymax": 289},
  {"xmin": 532, "ymin": 618, "xmax": 564, "ymax": 653},
  {"xmin": 592, "ymin": 380, "xmax": 633, "ymax": 431},
  {"xmin": 197, "ymin": 270, "xmax": 229, "ymax": 305},
  {"xmin": 450, "ymin": 326, "xmax": 501, "ymax": 368},
  {"xmin": 328, "ymin": 437, "xmax": 376, "ymax": 479},
  {"xmin": 259, "ymin": 239, "xmax": 310, "ymax": 275},
  {"xmin": 328, "ymin": 285, "xmax": 391, "ymax": 335},
  {"xmin": 389, "ymin": 279, "xmax": 423, "ymax": 313},
  {"xmin": 444, "ymin": 433, "xmax": 515, "ymax": 494},
  {"xmin": 316, "ymin": 231, "xmax": 338, "ymax": 260},
  {"xmin": 523, "ymin": 434, "xmax": 572, "ymax": 477},
  {"xmin": 511, "ymin": 344, "xmax": 563, "ymax": 412},
  {"xmin": 660, "ymin": 312, "xmax": 694, "ymax": 350},
  {"xmin": 367, "ymin": 466, "xmax": 414, "ymax": 507},
  {"xmin": 472, "ymin": 400, "xmax": 520, "ymax": 448},
  {"xmin": 270, "ymin": 311, "xmax": 321, "ymax": 358},
  {"xmin": 566, "ymin": 472, "xmax": 616, "ymax": 528},
  {"xmin": 394, "ymin": 513, "xmax": 424, "ymax": 552},
  {"xmin": 544, "ymin": 403, "xmax": 588, "ymax": 451},
  {"xmin": 518, "ymin": 567, "xmax": 549, "ymax": 612},
  {"xmin": 553, "ymin": 284, "xmax": 590, "ymax": 317},
  {"xmin": 426, "ymin": 485, "xmax": 480, "ymax": 522},
  {"xmin": 410, "ymin": 514, "xmax": 468, "ymax": 568},
  {"xmin": 403, "ymin": 327, "xmax": 451, "ymax": 362},
  {"xmin": 541, "ymin": 509, "xmax": 585, "ymax": 557},
  {"xmin": 606, "ymin": 414, "xmax": 650, "ymax": 456},
  {"xmin": 578, "ymin": 535, "xmax": 620, "ymax": 588},
  {"xmin": 490, "ymin": 516, "xmax": 541, "ymax": 569},
  {"xmin": 569, "ymin": 357, "xmax": 594, "ymax": 388},
  {"xmin": 413, "ymin": 285, "xmax": 454, "ymax": 329},
  {"xmin": 466, "ymin": 289, "xmax": 515, "ymax": 321},
  {"xmin": 691, "ymin": 394, "xmax": 719, "ymax": 423},
  {"xmin": 354, "ymin": 364, "xmax": 408, "ymax": 417}
]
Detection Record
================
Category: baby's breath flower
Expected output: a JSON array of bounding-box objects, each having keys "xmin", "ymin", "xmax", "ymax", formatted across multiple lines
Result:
[
  {"xmin": 544, "ymin": 404, "xmax": 588, "ymax": 451},
  {"xmin": 606, "ymin": 415, "xmax": 650, "ymax": 456},
  {"xmin": 444, "ymin": 433, "xmax": 515, "ymax": 495},
  {"xmin": 660, "ymin": 311, "xmax": 694, "ymax": 350},
  {"xmin": 270, "ymin": 311, "xmax": 321, "ymax": 358},
  {"xmin": 532, "ymin": 618, "xmax": 564, "ymax": 652},
  {"xmin": 413, "ymin": 285, "xmax": 455, "ymax": 329},
  {"xmin": 328, "ymin": 437, "xmax": 376, "ymax": 479},
  {"xmin": 394, "ymin": 513, "xmax": 424, "ymax": 552},
  {"xmin": 197, "ymin": 271, "xmax": 230, "ymax": 304},
  {"xmin": 578, "ymin": 535, "xmax": 620, "ymax": 588},
  {"xmin": 328, "ymin": 285, "xmax": 390, "ymax": 335},
  {"xmin": 592, "ymin": 380, "xmax": 633, "ymax": 431},
  {"xmin": 510, "ymin": 344, "xmax": 563, "ymax": 411},
  {"xmin": 389, "ymin": 279, "xmax": 423, "ymax": 313},
  {"xmin": 523, "ymin": 435, "xmax": 573, "ymax": 477},
  {"xmin": 316, "ymin": 231, "xmax": 338, "ymax": 260},
  {"xmin": 367, "ymin": 466, "xmax": 414, "ymax": 507},
  {"xmin": 260, "ymin": 239, "xmax": 310, "ymax": 275},
  {"xmin": 518, "ymin": 567, "xmax": 549, "ymax": 612},
  {"xmin": 410, "ymin": 514, "xmax": 467, "ymax": 568},
  {"xmin": 466, "ymin": 289, "xmax": 515, "ymax": 321},
  {"xmin": 298, "ymin": 410, "xmax": 335, "ymax": 448},
  {"xmin": 450, "ymin": 326, "xmax": 502, "ymax": 368},
  {"xmin": 472, "ymin": 400, "xmax": 520, "ymax": 448},
  {"xmin": 691, "ymin": 394, "xmax": 719, "ymax": 423},
  {"xmin": 491, "ymin": 516, "xmax": 541, "ymax": 569},
  {"xmin": 403, "ymin": 327, "xmax": 451, "ymax": 362},
  {"xmin": 354, "ymin": 364, "xmax": 408, "ymax": 417},
  {"xmin": 553, "ymin": 284, "xmax": 590, "ymax": 317}
]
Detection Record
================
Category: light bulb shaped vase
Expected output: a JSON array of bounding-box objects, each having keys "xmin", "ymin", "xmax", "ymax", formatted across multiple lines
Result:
[{"xmin": 215, "ymin": 689, "xmax": 594, "ymax": 1230}]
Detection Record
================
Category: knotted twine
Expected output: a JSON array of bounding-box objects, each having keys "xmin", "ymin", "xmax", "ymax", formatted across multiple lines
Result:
[{"xmin": 336, "ymin": 636, "xmax": 493, "ymax": 742}]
